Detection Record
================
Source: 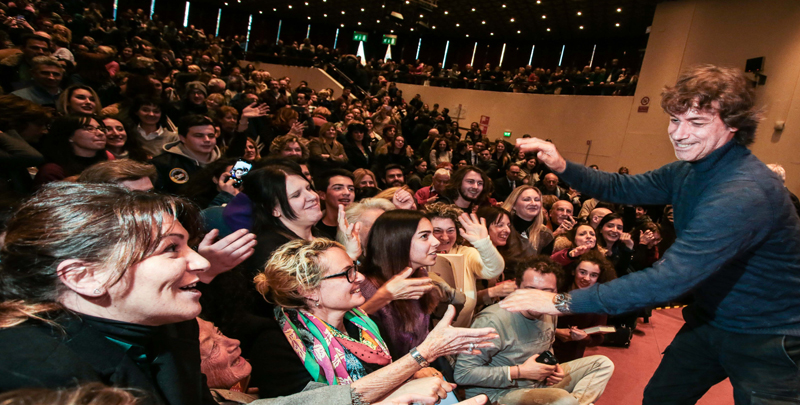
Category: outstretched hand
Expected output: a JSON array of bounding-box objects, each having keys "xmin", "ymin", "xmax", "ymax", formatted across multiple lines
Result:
[
  {"xmin": 196, "ymin": 229, "xmax": 257, "ymax": 283},
  {"xmin": 457, "ymin": 212, "xmax": 489, "ymax": 243},
  {"xmin": 516, "ymin": 138, "xmax": 567, "ymax": 173},
  {"xmin": 499, "ymin": 288, "xmax": 561, "ymax": 316},
  {"xmin": 417, "ymin": 305, "xmax": 499, "ymax": 360},
  {"xmin": 241, "ymin": 102, "xmax": 269, "ymax": 119},
  {"xmin": 382, "ymin": 267, "xmax": 435, "ymax": 300}
]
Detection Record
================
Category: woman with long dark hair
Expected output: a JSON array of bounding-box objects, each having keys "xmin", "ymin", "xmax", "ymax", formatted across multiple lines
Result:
[
  {"xmin": 100, "ymin": 114, "xmax": 149, "ymax": 161},
  {"xmin": 359, "ymin": 210, "xmax": 444, "ymax": 359},
  {"xmin": 553, "ymin": 250, "xmax": 616, "ymax": 362},
  {"xmin": 343, "ymin": 122, "xmax": 374, "ymax": 170},
  {"xmin": 596, "ymin": 213, "xmax": 634, "ymax": 276},
  {"xmin": 34, "ymin": 115, "xmax": 110, "ymax": 185},
  {"xmin": 474, "ymin": 206, "xmax": 536, "ymax": 305},
  {"xmin": 56, "ymin": 85, "xmax": 103, "ymax": 116}
]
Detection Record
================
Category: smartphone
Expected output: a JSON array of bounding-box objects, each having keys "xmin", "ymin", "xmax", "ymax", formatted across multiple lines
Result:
[
  {"xmin": 535, "ymin": 350, "xmax": 558, "ymax": 365},
  {"xmin": 229, "ymin": 159, "xmax": 252, "ymax": 187},
  {"xmin": 16, "ymin": 16, "xmax": 25, "ymax": 21}
]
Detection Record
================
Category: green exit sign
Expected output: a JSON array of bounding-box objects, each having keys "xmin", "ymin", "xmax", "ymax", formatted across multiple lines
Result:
[
  {"xmin": 353, "ymin": 32, "xmax": 368, "ymax": 42},
  {"xmin": 382, "ymin": 34, "xmax": 397, "ymax": 45},
  {"xmin": 503, "ymin": 131, "xmax": 512, "ymax": 137}
]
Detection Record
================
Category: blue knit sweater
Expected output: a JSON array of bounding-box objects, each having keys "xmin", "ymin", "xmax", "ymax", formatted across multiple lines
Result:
[{"xmin": 562, "ymin": 141, "xmax": 800, "ymax": 336}]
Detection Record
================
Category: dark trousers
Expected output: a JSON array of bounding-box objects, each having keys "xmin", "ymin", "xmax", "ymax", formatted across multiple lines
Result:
[{"xmin": 643, "ymin": 321, "xmax": 800, "ymax": 404}]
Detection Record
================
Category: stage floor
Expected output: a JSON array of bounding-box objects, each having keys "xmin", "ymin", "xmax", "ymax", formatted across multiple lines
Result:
[{"xmin": 589, "ymin": 307, "xmax": 734, "ymax": 405}]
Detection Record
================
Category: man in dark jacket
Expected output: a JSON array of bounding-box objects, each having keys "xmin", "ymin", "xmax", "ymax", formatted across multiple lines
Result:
[
  {"xmin": 152, "ymin": 115, "xmax": 220, "ymax": 194},
  {"xmin": 503, "ymin": 65, "xmax": 800, "ymax": 405}
]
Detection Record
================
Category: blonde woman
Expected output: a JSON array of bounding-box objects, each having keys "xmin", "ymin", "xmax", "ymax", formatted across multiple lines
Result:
[
  {"xmin": 252, "ymin": 237, "xmax": 498, "ymax": 399},
  {"xmin": 501, "ymin": 185, "xmax": 554, "ymax": 255}
]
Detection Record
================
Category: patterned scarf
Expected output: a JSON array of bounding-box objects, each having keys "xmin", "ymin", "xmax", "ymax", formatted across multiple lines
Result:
[{"xmin": 275, "ymin": 307, "xmax": 392, "ymax": 385}]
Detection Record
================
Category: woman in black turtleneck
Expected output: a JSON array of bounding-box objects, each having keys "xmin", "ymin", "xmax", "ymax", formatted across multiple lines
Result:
[
  {"xmin": 500, "ymin": 185, "xmax": 555, "ymax": 255},
  {"xmin": 0, "ymin": 183, "xmax": 217, "ymax": 405}
]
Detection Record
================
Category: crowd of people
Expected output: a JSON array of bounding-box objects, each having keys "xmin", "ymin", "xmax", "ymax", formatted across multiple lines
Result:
[
  {"xmin": 1, "ymin": 1, "xmax": 796, "ymax": 405},
  {"xmin": 253, "ymin": 38, "xmax": 639, "ymax": 96}
]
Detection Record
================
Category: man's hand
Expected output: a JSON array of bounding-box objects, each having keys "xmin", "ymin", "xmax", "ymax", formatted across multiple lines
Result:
[
  {"xmin": 518, "ymin": 354, "xmax": 557, "ymax": 381},
  {"xmin": 546, "ymin": 364, "xmax": 566, "ymax": 386},
  {"xmin": 197, "ymin": 229, "xmax": 257, "ymax": 283},
  {"xmin": 499, "ymin": 289, "xmax": 561, "ymax": 315},
  {"xmin": 516, "ymin": 138, "xmax": 567, "ymax": 173}
]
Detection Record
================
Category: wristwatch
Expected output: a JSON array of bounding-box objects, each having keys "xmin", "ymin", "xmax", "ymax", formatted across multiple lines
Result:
[
  {"xmin": 409, "ymin": 347, "xmax": 430, "ymax": 368},
  {"xmin": 553, "ymin": 293, "xmax": 572, "ymax": 313}
]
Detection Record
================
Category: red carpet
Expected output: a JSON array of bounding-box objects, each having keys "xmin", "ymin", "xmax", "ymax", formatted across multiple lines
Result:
[{"xmin": 588, "ymin": 308, "xmax": 733, "ymax": 405}]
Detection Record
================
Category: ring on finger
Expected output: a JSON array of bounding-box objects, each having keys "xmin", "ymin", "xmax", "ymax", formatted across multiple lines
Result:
[{"xmin": 468, "ymin": 342, "xmax": 475, "ymax": 352}]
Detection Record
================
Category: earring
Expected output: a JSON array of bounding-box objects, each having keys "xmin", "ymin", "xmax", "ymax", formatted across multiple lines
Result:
[
  {"xmin": 93, "ymin": 289, "xmax": 101, "ymax": 295},
  {"xmin": 314, "ymin": 299, "xmax": 320, "ymax": 308}
]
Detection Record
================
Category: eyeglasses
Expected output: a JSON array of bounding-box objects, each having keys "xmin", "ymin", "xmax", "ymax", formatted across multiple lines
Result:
[
  {"xmin": 321, "ymin": 263, "xmax": 359, "ymax": 283},
  {"xmin": 81, "ymin": 125, "xmax": 107, "ymax": 133}
]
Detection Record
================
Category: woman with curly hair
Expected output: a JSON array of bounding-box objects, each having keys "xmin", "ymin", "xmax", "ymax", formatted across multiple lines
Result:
[
  {"xmin": 425, "ymin": 203, "xmax": 504, "ymax": 327},
  {"xmin": 553, "ymin": 250, "xmax": 617, "ymax": 362},
  {"xmin": 269, "ymin": 133, "xmax": 309, "ymax": 160}
]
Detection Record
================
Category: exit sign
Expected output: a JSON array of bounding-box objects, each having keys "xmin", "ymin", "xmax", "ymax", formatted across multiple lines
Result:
[
  {"xmin": 503, "ymin": 131, "xmax": 512, "ymax": 137},
  {"xmin": 382, "ymin": 34, "xmax": 397, "ymax": 45},
  {"xmin": 353, "ymin": 32, "xmax": 368, "ymax": 42}
]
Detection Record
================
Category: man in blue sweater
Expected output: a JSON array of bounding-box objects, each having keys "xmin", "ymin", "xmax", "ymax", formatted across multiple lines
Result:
[{"xmin": 502, "ymin": 64, "xmax": 800, "ymax": 404}]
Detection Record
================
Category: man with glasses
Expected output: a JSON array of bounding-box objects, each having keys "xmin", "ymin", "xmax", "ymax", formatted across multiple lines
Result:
[{"xmin": 152, "ymin": 114, "xmax": 220, "ymax": 194}]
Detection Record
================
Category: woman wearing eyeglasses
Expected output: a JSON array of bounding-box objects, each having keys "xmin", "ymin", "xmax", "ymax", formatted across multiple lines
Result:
[
  {"xmin": 253, "ymin": 237, "xmax": 498, "ymax": 402},
  {"xmin": 34, "ymin": 114, "xmax": 111, "ymax": 186}
]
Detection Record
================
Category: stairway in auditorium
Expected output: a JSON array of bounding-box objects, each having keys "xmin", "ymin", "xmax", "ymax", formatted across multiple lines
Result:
[{"xmin": 589, "ymin": 308, "xmax": 733, "ymax": 405}]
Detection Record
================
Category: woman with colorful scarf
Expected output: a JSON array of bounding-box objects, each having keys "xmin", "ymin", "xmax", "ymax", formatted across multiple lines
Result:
[{"xmin": 254, "ymin": 238, "xmax": 499, "ymax": 402}]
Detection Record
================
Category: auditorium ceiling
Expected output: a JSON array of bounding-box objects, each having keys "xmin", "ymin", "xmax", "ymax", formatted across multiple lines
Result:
[{"xmin": 192, "ymin": 0, "xmax": 660, "ymax": 42}]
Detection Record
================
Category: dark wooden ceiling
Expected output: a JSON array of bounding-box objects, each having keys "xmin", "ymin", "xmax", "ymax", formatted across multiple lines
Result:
[{"xmin": 191, "ymin": 0, "xmax": 660, "ymax": 43}]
